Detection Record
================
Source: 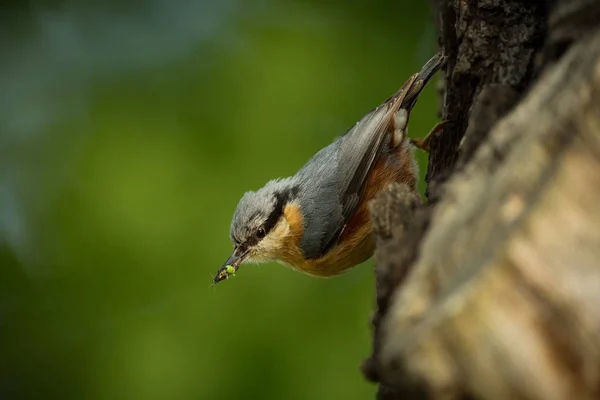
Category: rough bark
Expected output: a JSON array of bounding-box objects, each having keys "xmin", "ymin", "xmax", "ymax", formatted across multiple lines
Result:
[{"xmin": 363, "ymin": 1, "xmax": 600, "ymax": 399}]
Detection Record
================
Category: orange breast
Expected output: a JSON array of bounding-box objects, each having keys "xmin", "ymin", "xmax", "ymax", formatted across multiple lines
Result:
[{"xmin": 281, "ymin": 141, "xmax": 418, "ymax": 277}]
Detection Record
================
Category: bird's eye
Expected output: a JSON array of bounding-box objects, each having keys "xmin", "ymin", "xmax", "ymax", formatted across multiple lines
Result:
[{"xmin": 256, "ymin": 227, "xmax": 266, "ymax": 239}]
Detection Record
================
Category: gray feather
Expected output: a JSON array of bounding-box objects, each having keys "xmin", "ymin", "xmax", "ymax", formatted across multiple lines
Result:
[
  {"xmin": 294, "ymin": 144, "xmax": 344, "ymax": 258},
  {"xmin": 294, "ymin": 101, "xmax": 398, "ymax": 259},
  {"xmin": 292, "ymin": 52, "xmax": 446, "ymax": 258},
  {"xmin": 230, "ymin": 178, "xmax": 295, "ymax": 244},
  {"xmin": 229, "ymin": 52, "xmax": 446, "ymax": 259}
]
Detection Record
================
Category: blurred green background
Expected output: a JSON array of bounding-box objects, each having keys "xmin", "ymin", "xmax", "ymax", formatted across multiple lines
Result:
[{"xmin": 0, "ymin": 1, "xmax": 438, "ymax": 399}]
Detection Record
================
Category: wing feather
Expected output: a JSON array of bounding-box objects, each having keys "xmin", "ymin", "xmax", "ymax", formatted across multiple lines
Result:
[{"xmin": 300, "ymin": 52, "xmax": 446, "ymax": 258}]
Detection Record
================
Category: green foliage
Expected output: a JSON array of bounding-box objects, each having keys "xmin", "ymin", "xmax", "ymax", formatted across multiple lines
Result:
[{"xmin": 0, "ymin": 1, "xmax": 437, "ymax": 399}]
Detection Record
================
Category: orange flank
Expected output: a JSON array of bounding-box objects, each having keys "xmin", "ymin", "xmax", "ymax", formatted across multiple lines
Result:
[{"xmin": 279, "ymin": 141, "xmax": 417, "ymax": 277}]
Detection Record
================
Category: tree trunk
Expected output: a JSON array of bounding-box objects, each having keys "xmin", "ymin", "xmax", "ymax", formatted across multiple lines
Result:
[{"xmin": 362, "ymin": 1, "xmax": 600, "ymax": 399}]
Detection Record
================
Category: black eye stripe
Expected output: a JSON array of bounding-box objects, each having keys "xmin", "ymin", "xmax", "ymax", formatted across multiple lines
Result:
[
  {"xmin": 263, "ymin": 190, "xmax": 294, "ymax": 235},
  {"xmin": 240, "ymin": 186, "xmax": 299, "ymax": 247}
]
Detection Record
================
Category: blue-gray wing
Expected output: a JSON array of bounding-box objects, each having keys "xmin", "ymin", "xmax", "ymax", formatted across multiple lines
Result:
[
  {"xmin": 297, "ymin": 52, "xmax": 446, "ymax": 259},
  {"xmin": 295, "ymin": 91, "xmax": 409, "ymax": 259}
]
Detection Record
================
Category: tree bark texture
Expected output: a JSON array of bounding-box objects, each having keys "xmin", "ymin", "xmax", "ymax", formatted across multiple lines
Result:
[{"xmin": 363, "ymin": 1, "xmax": 600, "ymax": 399}]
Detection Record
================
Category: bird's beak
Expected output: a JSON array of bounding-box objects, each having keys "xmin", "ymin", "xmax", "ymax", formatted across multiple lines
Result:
[{"xmin": 213, "ymin": 247, "xmax": 248, "ymax": 284}]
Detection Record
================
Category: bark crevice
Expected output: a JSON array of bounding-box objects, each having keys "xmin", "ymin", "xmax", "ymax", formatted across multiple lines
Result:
[{"xmin": 365, "ymin": 1, "xmax": 600, "ymax": 399}]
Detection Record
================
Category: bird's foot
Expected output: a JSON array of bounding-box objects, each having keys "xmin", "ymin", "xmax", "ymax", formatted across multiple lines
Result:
[{"xmin": 410, "ymin": 120, "xmax": 449, "ymax": 153}]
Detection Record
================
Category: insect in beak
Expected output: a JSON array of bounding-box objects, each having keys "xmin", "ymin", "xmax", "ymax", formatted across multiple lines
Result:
[{"xmin": 213, "ymin": 247, "xmax": 248, "ymax": 284}]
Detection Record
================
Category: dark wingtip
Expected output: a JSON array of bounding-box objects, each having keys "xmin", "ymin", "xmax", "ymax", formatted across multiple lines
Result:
[
  {"xmin": 417, "ymin": 50, "xmax": 447, "ymax": 84},
  {"xmin": 398, "ymin": 51, "xmax": 447, "ymax": 111}
]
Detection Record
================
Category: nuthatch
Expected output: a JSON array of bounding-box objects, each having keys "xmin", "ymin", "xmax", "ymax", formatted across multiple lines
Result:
[{"xmin": 214, "ymin": 52, "xmax": 446, "ymax": 284}]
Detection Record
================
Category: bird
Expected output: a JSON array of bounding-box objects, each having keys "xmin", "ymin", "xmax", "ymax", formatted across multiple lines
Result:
[{"xmin": 213, "ymin": 52, "xmax": 446, "ymax": 284}]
